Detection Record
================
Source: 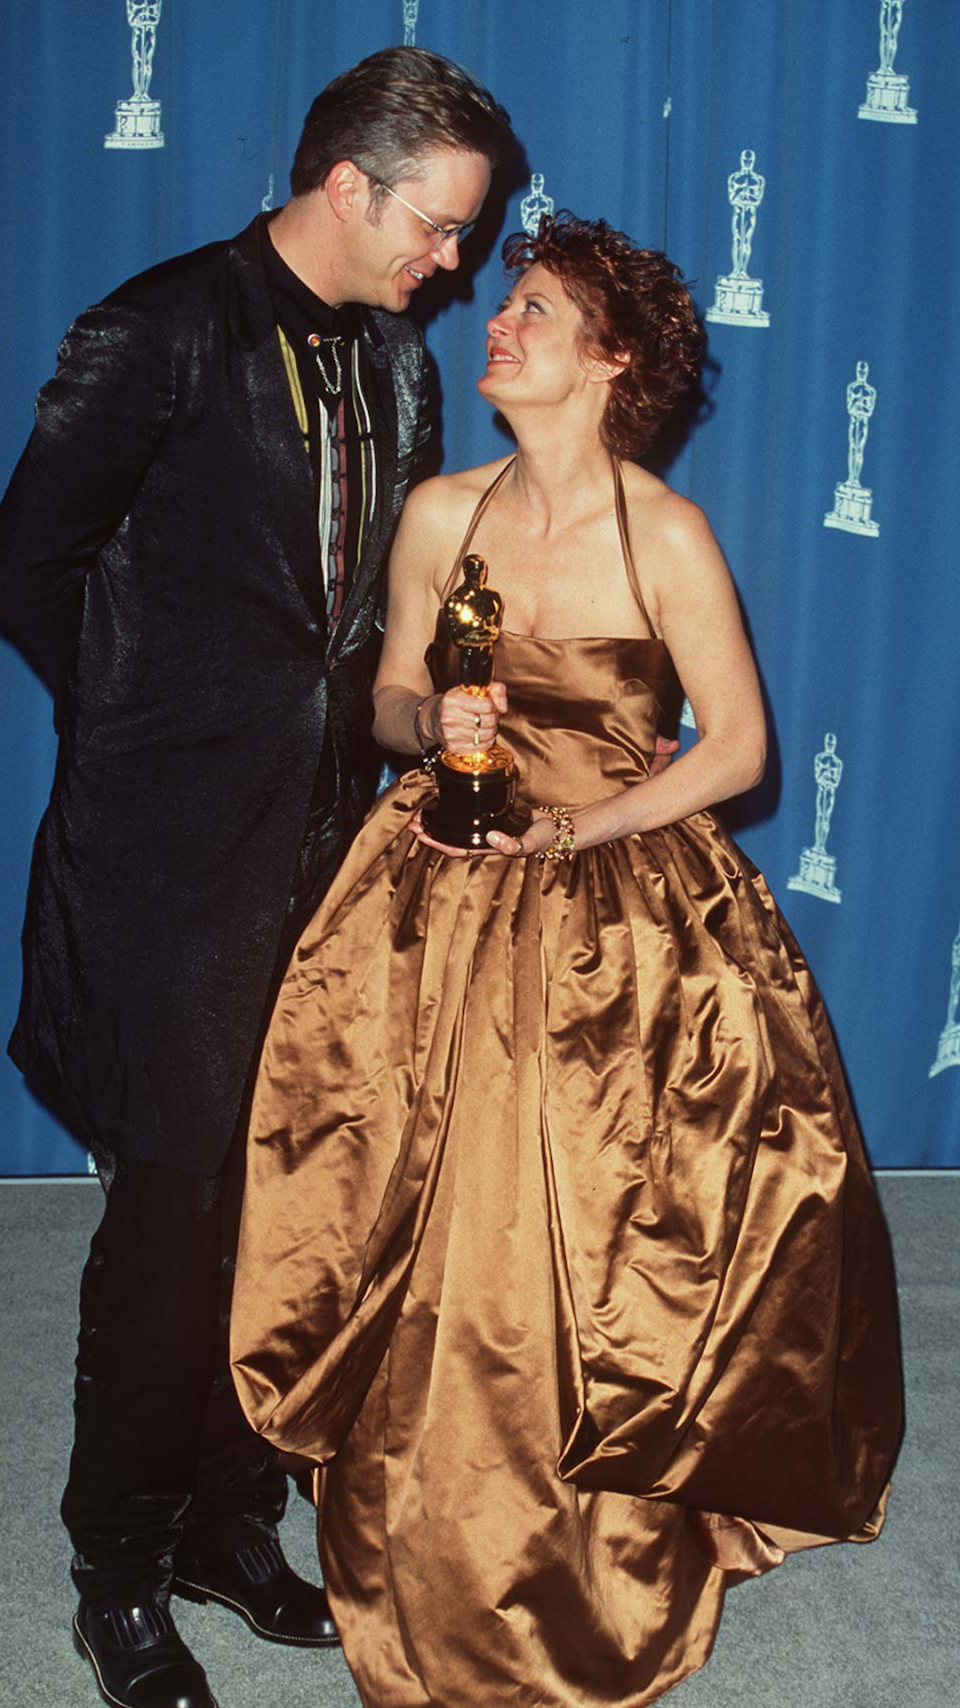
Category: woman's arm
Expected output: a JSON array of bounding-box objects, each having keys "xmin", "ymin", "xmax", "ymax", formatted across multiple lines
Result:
[
  {"xmin": 372, "ymin": 474, "xmax": 507, "ymax": 757},
  {"xmin": 481, "ymin": 496, "xmax": 765, "ymax": 861},
  {"xmin": 568, "ymin": 498, "xmax": 766, "ymax": 849}
]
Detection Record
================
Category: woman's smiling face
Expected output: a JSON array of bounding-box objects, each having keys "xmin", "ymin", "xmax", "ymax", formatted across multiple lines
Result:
[{"xmin": 477, "ymin": 264, "xmax": 591, "ymax": 409}]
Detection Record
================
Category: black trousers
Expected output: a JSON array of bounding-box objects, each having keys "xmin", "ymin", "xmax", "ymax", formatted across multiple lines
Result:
[
  {"xmin": 58, "ymin": 793, "xmax": 353, "ymax": 1609},
  {"xmin": 60, "ymin": 1133, "xmax": 287, "ymax": 1609}
]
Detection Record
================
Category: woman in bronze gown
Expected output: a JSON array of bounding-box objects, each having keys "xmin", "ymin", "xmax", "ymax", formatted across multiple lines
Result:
[{"xmin": 231, "ymin": 216, "xmax": 902, "ymax": 1708}]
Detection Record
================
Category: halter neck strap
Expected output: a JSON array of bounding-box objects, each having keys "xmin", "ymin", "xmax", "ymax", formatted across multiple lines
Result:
[
  {"xmin": 613, "ymin": 459, "xmax": 655, "ymax": 639},
  {"xmin": 443, "ymin": 455, "xmax": 655, "ymax": 640},
  {"xmin": 443, "ymin": 459, "xmax": 517, "ymax": 598}
]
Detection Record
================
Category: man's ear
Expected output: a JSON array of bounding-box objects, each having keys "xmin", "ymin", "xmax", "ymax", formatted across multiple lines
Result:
[{"xmin": 324, "ymin": 160, "xmax": 367, "ymax": 224}]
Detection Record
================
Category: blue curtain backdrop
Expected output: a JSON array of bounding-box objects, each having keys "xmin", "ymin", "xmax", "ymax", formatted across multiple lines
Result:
[{"xmin": 1, "ymin": 0, "xmax": 957, "ymax": 1172}]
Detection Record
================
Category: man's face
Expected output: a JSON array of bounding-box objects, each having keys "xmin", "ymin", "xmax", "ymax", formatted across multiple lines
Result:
[{"xmin": 347, "ymin": 147, "xmax": 492, "ymax": 312}]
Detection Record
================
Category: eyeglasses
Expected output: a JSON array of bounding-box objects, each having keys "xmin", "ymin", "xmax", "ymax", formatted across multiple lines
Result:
[{"xmin": 366, "ymin": 174, "xmax": 476, "ymax": 254}]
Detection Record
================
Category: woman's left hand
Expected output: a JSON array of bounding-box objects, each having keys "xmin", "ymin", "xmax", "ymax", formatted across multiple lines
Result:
[
  {"xmin": 485, "ymin": 814, "xmax": 558, "ymax": 859},
  {"xmin": 409, "ymin": 809, "xmax": 560, "ymax": 861}
]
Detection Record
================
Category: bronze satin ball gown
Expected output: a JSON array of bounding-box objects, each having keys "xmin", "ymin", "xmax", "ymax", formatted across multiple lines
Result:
[{"xmin": 232, "ymin": 464, "xmax": 902, "ymax": 1708}]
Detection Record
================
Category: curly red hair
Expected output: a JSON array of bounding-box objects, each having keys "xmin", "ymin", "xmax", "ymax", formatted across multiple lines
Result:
[{"xmin": 501, "ymin": 213, "xmax": 705, "ymax": 458}]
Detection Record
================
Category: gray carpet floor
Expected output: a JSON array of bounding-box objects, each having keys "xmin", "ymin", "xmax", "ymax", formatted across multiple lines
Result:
[{"xmin": 1, "ymin": 1174, "xmax": 957, "ymax": 1708}]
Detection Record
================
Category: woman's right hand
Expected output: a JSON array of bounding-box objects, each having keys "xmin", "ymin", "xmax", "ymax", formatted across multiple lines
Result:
[{"xmin": 432, "ymin": 681, "xmax": 508, "ymax": 755}]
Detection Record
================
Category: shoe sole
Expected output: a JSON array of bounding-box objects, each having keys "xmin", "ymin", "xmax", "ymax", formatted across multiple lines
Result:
[
  {"xmin": 72, "ymin": 1616, "xmax": 221, "ymax": 1708},
  {"xmin": 172, "ymin": 1576, "xmax": 341, "ymax": 1648}
]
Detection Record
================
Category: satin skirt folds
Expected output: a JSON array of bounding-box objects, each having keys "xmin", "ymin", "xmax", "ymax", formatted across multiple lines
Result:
[{"xmin": 232, "ymin": 769, "xmax": 902, "ymax": 1708}]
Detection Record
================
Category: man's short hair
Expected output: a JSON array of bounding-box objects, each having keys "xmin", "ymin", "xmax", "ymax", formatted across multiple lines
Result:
[{"xmin": 290, "ymin": 47, "xmax": 516, "ymax": 200}]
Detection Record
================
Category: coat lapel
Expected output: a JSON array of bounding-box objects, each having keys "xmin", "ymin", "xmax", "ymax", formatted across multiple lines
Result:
[{"xmin": 227, "ymin": 220, "xmax": 324, "ymax": 630}]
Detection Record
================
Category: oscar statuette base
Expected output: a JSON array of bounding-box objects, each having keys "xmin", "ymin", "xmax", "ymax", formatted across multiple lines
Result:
[
  {"xmin": 105, "ymin": 98, "xmax": 165, "ymax": 149},
  {"xmin": 705, "ymin": 275, "xmax": 770, "ymax": 327},
  {"xmin": 824, "ymin": 480, "xmax": 880, "ymax": 537},
  {"xmin": 929, "ymin": 1025, "xmax": 960, "ymax": 1080},
  {"xmin": 788, "ymin": 848, "xmax": 841, "ymax": 904},
  {"xmin": 859, "ymin": 71, "xmax": 917, "ymax": 125},
  {"xmin": 422, "ymin": 748, "xmax": 532, "ymax": 851}
]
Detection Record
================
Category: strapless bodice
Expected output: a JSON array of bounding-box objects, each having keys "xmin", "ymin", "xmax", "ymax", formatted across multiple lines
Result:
[{"xmin": 427, "ymin": 619, "xmax": 678, "ymax": 808}]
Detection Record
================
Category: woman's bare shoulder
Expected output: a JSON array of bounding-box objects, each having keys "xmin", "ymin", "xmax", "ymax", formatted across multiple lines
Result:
[
  {"xmin": 405, "ymin": 457, "xmax": 514, "ymax": 524},
  {"xmin": 393, "ymin": 459, "xmax": 515, "ymax": 594},
  {"xmin": 620, "ymin": 463, "xmax": 717, "ymax": 558}
]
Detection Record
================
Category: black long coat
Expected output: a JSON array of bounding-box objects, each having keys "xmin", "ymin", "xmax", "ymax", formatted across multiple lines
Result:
[{"xmin": 0, "ymin": 216, "xmax": 429, "ymax": 1172}]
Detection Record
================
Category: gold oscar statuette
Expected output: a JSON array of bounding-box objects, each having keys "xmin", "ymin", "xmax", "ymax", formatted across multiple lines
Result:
[{"xmin": 421, "ymin": 555, "xmax": 532, "ymax": 850}]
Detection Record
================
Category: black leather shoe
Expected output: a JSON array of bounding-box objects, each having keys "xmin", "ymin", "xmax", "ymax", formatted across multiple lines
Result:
[
  {"xmin": 173, "ymin": 1536, "xmax": 339, "ymax": 1647},
  {"xmin": 73, "ymin": 1600, "xmax": 218, "ymax": 1708}
]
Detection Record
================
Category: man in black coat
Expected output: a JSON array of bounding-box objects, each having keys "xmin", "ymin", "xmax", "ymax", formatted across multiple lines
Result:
[{"xmin": 0, "ymin": 48, "xmax": 515, "ymax": 1708}]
